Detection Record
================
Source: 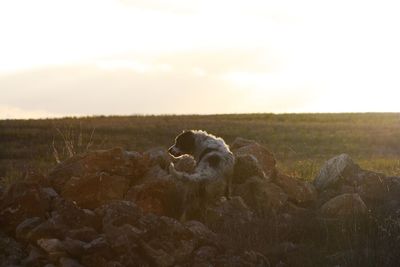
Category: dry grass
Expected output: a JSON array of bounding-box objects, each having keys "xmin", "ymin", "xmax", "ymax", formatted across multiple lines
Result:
[{"xmin": 1, "ymin": 113, "xmax": 399, "ymax": 182}]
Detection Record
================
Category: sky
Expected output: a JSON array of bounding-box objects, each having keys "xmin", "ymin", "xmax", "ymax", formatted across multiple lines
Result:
[{"xmin": 1, "ymin": 0, "xmax": 400, "ymax": 119}]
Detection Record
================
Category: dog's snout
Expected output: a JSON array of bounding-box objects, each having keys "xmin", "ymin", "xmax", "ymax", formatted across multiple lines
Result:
[{"xmin": 168, "ymin": 146, "xmax": 176, "ymax": 155}]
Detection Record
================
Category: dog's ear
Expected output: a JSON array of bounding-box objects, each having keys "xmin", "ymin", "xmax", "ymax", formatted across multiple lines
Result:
[{"xmin": 175, "ymin": 130, "xmax": 195, "ymax": 154}]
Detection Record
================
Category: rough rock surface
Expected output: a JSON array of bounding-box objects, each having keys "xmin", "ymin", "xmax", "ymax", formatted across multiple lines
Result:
[
  {"xmin": 61, "ymin": 172, "xmax": 130, "ymax": 209},
  {"xmin": 313, "ymin": 153, "xmax": 359, "ymax": 190},
  {"xmin": 1, "ymin": 139, "xmax": 400, "ymax": 266},
  {"xmin": 231, "ymin": 137, "xmax": 277, "ymax": 179},
  {"xmin": 319, "ymin": 193, "xmax": 368, "ymax": 217}
]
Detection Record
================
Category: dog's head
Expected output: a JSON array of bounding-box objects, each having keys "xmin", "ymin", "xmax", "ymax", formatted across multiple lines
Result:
[{"xmin": 168, "ymin": 130, "xmax": 196, "ymax": 157}]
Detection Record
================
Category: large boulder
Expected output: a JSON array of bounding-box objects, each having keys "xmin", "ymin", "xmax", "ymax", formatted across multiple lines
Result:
[
  {"xmin": 314, "ymin": 154, "xmax": 360, "ymax": 191},
  {"xmin": 234, "ymin": 176, "xmax": 288, "ymax": 215},
  {"xmin": 48, "ymin": 148, "xmax": 150, "ymax": 192},
  {"xmin": 0, "ymin": 182, "xmax": 50, "ymax": 233},
  {"xmin": 231, "ymin": 138, "xmax": 277, "ymax": 179},
  {"xmin": 125, "ymin": 176, "xmax": 183, "ymax": 218},
  {"xmin": 319, "ymin": 193, "xmax": 368, "ymax": 218},
  {"xmin": 274, "ymin": 173, "xmax": 317, "ymax": 206},
  {"xmin": 233, "ymin": 154, "xmax": 267, "ymax": 184},
  {"xmin": 61, "ymin": 172, "xmax": 130, "ymax": 209}
]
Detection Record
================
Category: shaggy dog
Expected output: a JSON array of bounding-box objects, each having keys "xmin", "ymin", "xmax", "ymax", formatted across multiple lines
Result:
[{"xmin": 168, "ymin": 130, "xmax": 234, "ymax": 220}]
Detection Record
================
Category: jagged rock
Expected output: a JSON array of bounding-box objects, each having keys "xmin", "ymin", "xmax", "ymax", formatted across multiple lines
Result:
[
  {"xmin": 214, "ymin": 250, "xmax": 270, "ymax": 267},
  {"xmin": 234, "ymin": 176, "xmax": 288, "ymax": 215},
  {"xmin": 274, "ymin": 174, "xmax": 316, "ymax": 206},
  {"xmin": 205, "ymin": 196, "xmax": 253, "ymax": 228},
  {"xmin": 62, "ymin": 238, "xmax": 87, "ymax": 258},
  {"xmin": 233, "ymin": 154, "xmax": 267, "ymax": 183},
  {"xmin": 125, "ymin": 177, "xmax": 182, "ymax": 217},
  {"xmin": 51, "ymin": 198, "xmax": 100, "ymax": 231},
  {"xmin": 24, "ymin": 169, "xmax": 50, "ymax": 187},
  {"xmin": 37, "ymin": 238, "xmax": 68, "ymax": 262},
  {"xmin": 0, "ymin": 231, "xmax": 26, "ymax": 266},
  {"xmin": 191, "ymin": 245, "xmax": 218, "ymax": 267},
  {"xmin": 65, "ymin": 227, "xmax": 99, "ymax": 243},
  {"xmin": 15, "ymin": 217, "xmax": 43, "ymax": 242},
  {"xmin": 0, "ymin": 181, "xmax": 50, "ymax": 233},
  {"xmin": 319, "ymin": 193, "xmax": 368, "ymax": 218},
  {"xmin": 26, "ymin": 218, "xmax": 67, "ymax": 242},
  {"xmin": 314, "ymin": 154, "xmax": 360, "ymax": 190},
  {"xmin": 22, "ymin": 245, "xmax": 48, "ymax": 266},
  {"xmin": 231, "ymin": 138, "xmax": 276, "ymax": 178},
  {"xmin": 185, "ymin": 220, "xmax": 219, "ymax": 247},
  {"xmin": 59, "ymin": 257, "xmax": 85, "ymax": 267},
  {"xmin": 48, "ymin": 148, "xmax": 149, "ymax": 192},
  {"xmin": 356, "ymin": 172, "xmax": 389, "ymax": 206},
  {"xmin": 61, "ymin": 172, "xmax": 130, "ymax": 209}
]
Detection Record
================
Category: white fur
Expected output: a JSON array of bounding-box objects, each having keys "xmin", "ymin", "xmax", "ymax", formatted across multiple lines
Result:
[{"xmin": 169, "ymin": 130, "xmax": 234, "ymax": 185}]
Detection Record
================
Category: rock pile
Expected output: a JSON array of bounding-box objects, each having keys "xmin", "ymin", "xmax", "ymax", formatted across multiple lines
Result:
[{"xmin": 1, "ymin": 138, "xmax": 400, "ymax": 266}]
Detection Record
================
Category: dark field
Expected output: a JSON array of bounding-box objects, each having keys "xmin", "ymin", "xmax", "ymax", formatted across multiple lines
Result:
[{"xmin": 1, "ymin": 113, "xmax": 400, "ymax": 182}]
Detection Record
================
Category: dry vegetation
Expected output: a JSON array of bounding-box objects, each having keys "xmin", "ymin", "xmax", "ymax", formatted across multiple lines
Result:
[{"xmin": 1, "ymin": 113, "xmax": 400, "ymax": 182}]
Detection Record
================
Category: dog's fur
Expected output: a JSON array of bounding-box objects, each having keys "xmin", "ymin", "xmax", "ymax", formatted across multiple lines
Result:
[{"xmin": 168, "ymin": 130, "xmax": 234, "ymax": 220}]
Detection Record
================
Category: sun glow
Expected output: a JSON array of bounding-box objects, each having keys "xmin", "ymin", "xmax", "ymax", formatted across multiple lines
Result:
[{"xmin": 1, "ymin": 0, "xmax": 400, "ymax": 118}]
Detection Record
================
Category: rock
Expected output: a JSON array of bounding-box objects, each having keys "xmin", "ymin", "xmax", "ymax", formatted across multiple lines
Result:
[
  {"xmin": 314, "ymin": 154, "xmax": 360, "ymax": 190},
  {"xmin": 231, "ymin": 138, "xmax": 277, "ymax": 179},
  {"xmin": 234, "ymin": 177, "xmax": 288, "ymax": 215},
  {"xmin": 319, "ymin": 193, "xmax": 368, "ymax": 218},
  {"xmin": 48, "ymin": 148, "xmax": 149, "ymax": 192},
  {"xmin": 0, "ymin": 231, "xmax": 26, "ymax": 266},
  {"xmin": 62, "ymin": 238, "xmax": 87, "ymax": 258},
  {"xmin": 26, "ymin": 218, "xmax": 67, "ymax": 242},
  {"xmin": 356, "ymin": 171, "xmax": 389, "ymax": 206},
  {"xmin": 37, "ymin": 238, "xmax": 67, "ymax": 262},
  {"xmin": 192, "ymin": 246, "xmax": 218, "ymax": 267},
  {"xmin": 59, "ymin": 257, "xmax": 85, "ymax": 267},
  {"xmin": 233, "ymin": 154, "xmax": 267, "ymax": 183},
  {"xmin": 185, "ymin": 221, "xmax": 219, "ymax": 248},
  {"xmin": 51, "ymin": 198, "xmax": 100, "ymax": 230},
  {"xmin": 274, "ymin": 174, "xmax": 316, "ymax": 206},
  {"xmin": 22, "ymin": 245, "xmax": 47, "ymax": 266},
  {"xmin": 0, "ymin": 181, "xmax": 50, "ymax": 233},
  {"xmin": 61, "ymin": 172, "xmax": 130, "ymax": 209},
  {"xmin": 174, "ymin": 154, "xmax": 196, "ymax": 173},
  {"xmin": 15, "ymin": 217, "xmax": 43, "ymax": 242},
  {"xmin": 97, "ymin": 200, "xmax": 143, "ymax": 230},
  {"xmin": 24, "ymin": 169, "xmax": 50, "ymax": 187},
  {"xmin": 125, "ymin": 177, "xmax": 182, "ymax": 217},
  {"xmin": 65, "ymin": 227, "xmax": 99, "ymax": 243},
  {"xmin": 205, "ymin": 196, "xmax": 253, "ymax": 228}
]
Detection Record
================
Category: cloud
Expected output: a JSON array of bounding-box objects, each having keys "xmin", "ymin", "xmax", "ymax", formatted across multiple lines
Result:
[{"xmin": 0, "ymin": 105, "xmax": 66, "ymax": 119}]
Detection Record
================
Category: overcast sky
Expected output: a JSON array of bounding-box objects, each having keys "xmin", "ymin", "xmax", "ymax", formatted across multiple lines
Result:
[{"xmin": 1, "ymin": 0, "xmax": 400, "ymax": 118}]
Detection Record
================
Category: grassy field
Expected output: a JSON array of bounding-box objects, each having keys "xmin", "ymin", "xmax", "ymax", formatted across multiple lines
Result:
[{"xmin": 1, "ymin": 113, "xmax": 400, "ymax": 182}]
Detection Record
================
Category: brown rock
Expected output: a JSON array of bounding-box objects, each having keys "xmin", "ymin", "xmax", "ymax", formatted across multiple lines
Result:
[
  {"xmin": 65, "ymin": 227, "xmax": 99, "ymax": 243},
  {"xmin": 48, "ymin": 148, "xmax": 149, "ymax": 192},
  {"xmin": 37, "ymin": 238, "xmax": 67, "ymax": 262},
  {"xmin": 125, "ymin": 177, "xmax": 182, "ymax": 217},
  {"xmin": 0, "ymin": 181, "xmax": 50, "ymax": 233},
  {"xmin": 234, "ymin": 177, "xmax": 288, "ymax": 215},
  {"xmin": 15, "ymin": 217, "xmax": 44, "ymax": 242},
  {"xmin": 205, "ymin": 196, "xmax": 253, "ymax": 227},
  {"xmin": 231, "ymin": 138, "xmax": 277, "ymax": 179},
  {"xmin": 233, "ymin": 154, "xmax": 267, "ymax": 183},
  {"xmin": 51, "ymin": 198, "xmax": 100, "ymax": 230},
  {"xmin": 274, "ymin": 173, "xmax": 317, "ymax": 206},
  {"xmin": 319, "ymin": 193, "xmax": 368, "ymax": 218},
  {"xmin": 61, "ymin": 172, "xmax": 130, "ymax": 209}
]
